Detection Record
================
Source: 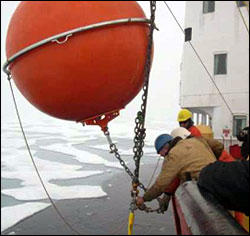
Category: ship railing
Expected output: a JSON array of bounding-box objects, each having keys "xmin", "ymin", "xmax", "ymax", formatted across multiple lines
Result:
[{"xmin": 172, "ymin": 181, "xmax": 248, "ymax": 235}]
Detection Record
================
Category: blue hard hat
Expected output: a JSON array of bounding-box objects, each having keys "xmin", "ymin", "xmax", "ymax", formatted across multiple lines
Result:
[{"xmin": 155, "ymin": 134, "xmax": 173, "ymax": 154}]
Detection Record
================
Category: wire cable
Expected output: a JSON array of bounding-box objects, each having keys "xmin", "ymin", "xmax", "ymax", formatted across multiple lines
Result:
[
  {"xmin": 163, "ymin": 1, "xmax": 236, "ymax": 117},
  {"xmin": 146, "ymin": 156, "xmax": 162, "ymax": 189},
  {"xmin": 7, "ymin": 78, "xmax": 84, "ymax": 235},
  {"xmin": 235, "ymin": 1, "xmax": 249, "ymax": 34}
]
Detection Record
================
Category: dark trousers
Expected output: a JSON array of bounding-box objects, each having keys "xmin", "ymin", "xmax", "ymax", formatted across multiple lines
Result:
[{"xmin": 197, "ymin": 160, "xmax": 249, "ymax": 216}]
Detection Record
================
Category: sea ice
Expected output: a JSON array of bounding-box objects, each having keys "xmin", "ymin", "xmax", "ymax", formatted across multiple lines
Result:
[{"xmin": 1, "ymin": 203, "xmax": 50, "ymax": 232}]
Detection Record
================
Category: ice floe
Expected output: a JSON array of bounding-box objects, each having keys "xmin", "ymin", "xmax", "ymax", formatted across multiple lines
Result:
[
  {"xmin": 2, "ymin": 184, "xmax": 107, "ymax": 201},
  {"xmin": 1, "ymin": 203, "xmax": 50, "ymax": 232}
]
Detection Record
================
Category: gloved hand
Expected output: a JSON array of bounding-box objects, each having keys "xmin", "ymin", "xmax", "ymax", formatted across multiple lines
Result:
[
  {"xmin": 158, "ymin": 193, "xmax": 171, "ymax": 213},
  {"xmin": 136, "ymin": 196, "xmax": 148, "ymax": 211}
]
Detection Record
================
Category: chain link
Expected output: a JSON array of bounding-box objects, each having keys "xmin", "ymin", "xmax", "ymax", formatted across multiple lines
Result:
[
  {"xmin": 103, "ymin": 1, "xmax": 157, "ymax": 193},
  {"xmin": 104, "ymin": 130, "xmax": 147, "ymax": 191},
  {"xmin": 104, "ymin": 130, "xmax": 169, "ymax": 215},
  {"xmin": 137, "ymin": 194, "xmax": 171, "ymax": 214},
  {"xmin": 128, "ymin": 1, "xmax": 159, "ymax": 215},
  {"xmin": 104, "ymin": 1, "xmax": 159, "ymax": 214},
  {"xmin": 133, "ymin": 1, "xmax": 157, "ymax": 184}
]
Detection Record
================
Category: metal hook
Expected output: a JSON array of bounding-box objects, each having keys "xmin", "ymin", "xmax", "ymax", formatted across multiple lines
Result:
[
  {"xmin": 52, "ymin": 34, "xmax": 73, "ymax": 45},
  {"xmin": 7, "ymin": 74, "xmax": 12, "ymax": 81}
]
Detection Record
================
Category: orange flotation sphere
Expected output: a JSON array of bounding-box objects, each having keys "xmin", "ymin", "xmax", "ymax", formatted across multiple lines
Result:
[{"xmin": 6, "ymin": 1, "xmax": 152, "ymax": 122}]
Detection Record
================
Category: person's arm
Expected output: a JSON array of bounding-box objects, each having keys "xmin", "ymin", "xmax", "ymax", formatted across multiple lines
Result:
[
  {"xmin": 143, "ymin": 153, "xmax": 182, "ymax": 202},
  {"xmin": 164, "ymin": 177, "xmax": 181, "ymax": 195},
  {"xmin": 202, "ymin": 138, "xmax": 224, "ymax": 159}
]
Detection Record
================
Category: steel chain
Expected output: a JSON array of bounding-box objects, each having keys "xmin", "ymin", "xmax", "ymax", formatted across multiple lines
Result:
[
  {"xmin": 104, "ymin": 1, "xmax": 162, "ymax": 214},
  {"xmin": 130, "ymin": 1, "xmax": 161, "ymax": 214},
  {"xmin": 103, "ymin": 1, "xmax": 157, "ymax": 192},
  {"xmin": 104, "ymin": 130, "xmax": 147, "ymax": 191},
  {"xmin": 136, "ymin": 196, "xmax": 169, "ymax": 214},
  {"xmin": 133, "ymin": 1, "xmax": 157, "ymax": 184}
]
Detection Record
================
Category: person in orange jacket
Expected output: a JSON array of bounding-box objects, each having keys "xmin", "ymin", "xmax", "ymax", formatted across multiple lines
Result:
[
  {"xmin": 177, "ymin": 109, "xmax": 202, "ymax": 137},
  {"xmin": 177, "ymin": 109, "xmax": 235, "ymax": 162}
]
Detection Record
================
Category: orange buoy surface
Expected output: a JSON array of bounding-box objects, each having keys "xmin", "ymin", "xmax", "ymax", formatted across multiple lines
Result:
[{"xmin": 6, "ymin": 1, "xmax": 151, "ymax": 122}]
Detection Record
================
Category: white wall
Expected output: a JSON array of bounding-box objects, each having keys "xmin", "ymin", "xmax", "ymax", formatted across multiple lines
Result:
[{"xmin": 180, "ymin": 1, "xmax": 249, "ymax": 139}]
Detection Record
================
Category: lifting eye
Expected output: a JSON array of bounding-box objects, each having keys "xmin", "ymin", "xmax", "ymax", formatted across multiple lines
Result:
[{"xmin": 52, "ymin": 34, "xmax": 73, "ymax": 45}]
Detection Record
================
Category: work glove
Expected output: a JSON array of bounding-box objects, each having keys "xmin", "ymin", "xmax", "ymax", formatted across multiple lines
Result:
[{"xmin": 158, "ymin": 193, "xmax": 171, "ymax": 213}]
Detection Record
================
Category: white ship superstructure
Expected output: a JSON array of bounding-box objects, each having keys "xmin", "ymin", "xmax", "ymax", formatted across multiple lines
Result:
[{"xmin": 180, "ymin": 1, "xmax": 249, "ymax": 148}]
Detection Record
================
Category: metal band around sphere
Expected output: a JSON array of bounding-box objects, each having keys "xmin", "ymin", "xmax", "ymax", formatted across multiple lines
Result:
[{"xmin": 3, "ymin": 18, "xmax": 151, "ymax": 76}]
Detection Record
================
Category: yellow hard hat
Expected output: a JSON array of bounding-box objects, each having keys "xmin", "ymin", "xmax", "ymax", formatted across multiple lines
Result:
[{"xmin": 177, "ymin": 109, "xmax": 192, "ymax": 122}]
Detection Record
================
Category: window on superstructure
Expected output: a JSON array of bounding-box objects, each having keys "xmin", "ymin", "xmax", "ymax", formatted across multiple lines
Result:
[
  {"xmin": 236, "ymin": 1, "xmax": 245, "ymax": 7},
  {"xmin": 203, "ymin": 1, "xmax": 215, "ymax": 13},
  {"xmin": 233, "ymin": 116, "xmax": 247, "ymax": 137},
  {"xmin": 214, "ymin": 53, "xmax": 227, "ymax": 75},
  {"xmin": 185, "ymin": 28, "xmax": 192, "ymax": 42}
]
